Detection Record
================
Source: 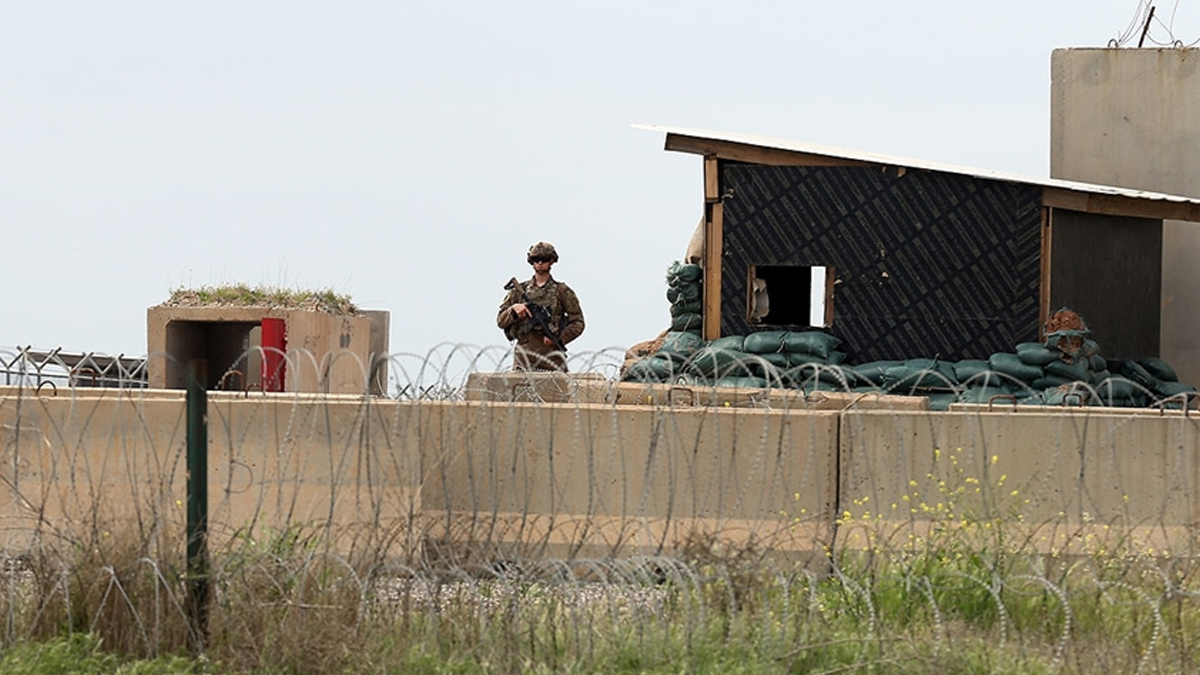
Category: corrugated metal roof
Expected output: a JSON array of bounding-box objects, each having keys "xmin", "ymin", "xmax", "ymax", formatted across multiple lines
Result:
[{"xmin": 633, "ymin": 123, "xmax": 1200, "ymax": 215}]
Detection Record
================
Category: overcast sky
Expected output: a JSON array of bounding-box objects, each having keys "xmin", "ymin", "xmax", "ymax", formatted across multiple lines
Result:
[{"xmin": 2, "ymin": 1, "xmax": 1197, "ymax": 371}]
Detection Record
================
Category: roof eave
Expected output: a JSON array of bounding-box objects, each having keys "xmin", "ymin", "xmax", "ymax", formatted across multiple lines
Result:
[{"xmin": 639, "ymin": 123, "xmax": 1200, "ymax": 223}]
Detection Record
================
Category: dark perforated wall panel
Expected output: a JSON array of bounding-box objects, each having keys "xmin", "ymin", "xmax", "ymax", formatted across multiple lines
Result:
[
  {"xmin": 720, "ymin": 164, "xmax": 1043, "ymax": 363},
  {"xmin": 1049, "ymin": 209, "xmax": 1161, "ymax": 359}
]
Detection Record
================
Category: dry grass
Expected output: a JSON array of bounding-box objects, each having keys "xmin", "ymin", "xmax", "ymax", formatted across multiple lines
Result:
[
  {"xmin": 2, "ymin": 514, "xmax": 1200, "ymax": 674},
  {"xmin": 163, "ymin": 284, "xmax": 358, "ymax": 315}
]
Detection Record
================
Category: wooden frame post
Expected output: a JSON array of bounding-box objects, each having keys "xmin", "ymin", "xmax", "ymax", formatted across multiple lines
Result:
[
  {"xmin": 702, "ymin": 156, "xmax": 723, "ymax": 340},
  {"xmin": 1039, "ymin": 206, "xmax": 1053, "ymax": 340}
]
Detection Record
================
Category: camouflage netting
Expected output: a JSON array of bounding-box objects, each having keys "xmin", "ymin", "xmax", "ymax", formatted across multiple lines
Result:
[{"xmin": 623, "ymin": 265, "xmax": 1197, "ymax": 411}]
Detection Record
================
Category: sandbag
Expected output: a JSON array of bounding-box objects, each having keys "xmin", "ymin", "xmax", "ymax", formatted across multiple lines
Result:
[
  {"xmin": 687, "ymin": 347, "xmax": 751, "ymax": 379},
  {"xmin": 751, "ymin": 362, "xmax": 789, "ymax": 384},
  {"xmin": 622, "ymin": 357, "xmax": 677, "ymax": 382},
  {"xmin": 1094, "ymin": 377, "xmax": 1144, "ymax": 401},
  {"xmin": 667, "ymin": 263, "xmax": 703, "ymax": 284},
  {"xmin": 1089, "ymin": 355, "xmax": 1107, "ymax": 373},
  {"xmin": 1140, "ymin": 357, "xmax": 1179, "ymax": 383},
  {"xmin": 926, "ymin": 392, "xmax": 958, "ymax": 411},
  {"xmin": 743, "ymin": 331, "xmax": 787, "ymax": 354},
  {"xmin": 1155, "ymin": 381, "xmax": 1196, "ymax": 397},
  {"xmin": 1044, "ymin": 358, "xmax": 1090, "ymax": 382},
  {"xmin": 1044, "ymin": 387, "xmax": 1088, "ymax": 407},
  {"xmin": 958, "ymin": 387, "xmax": 1013, "ymax": 405},
  {"xmin": 954, "ymin": 359, "xmax": 990, "ymax": 383},
  {"xmin": 958, "ymin": 371, "xmax": 1008, "ymax": 390},
  {"xmin": 1032, "ymin": 375, "xmax": 1075, "ymax": 389},
  {"xmin": 886, "ymin": 359, "xmax": 956, "ymax": 391},
  {"xmin": 1118, "ymin": 360, "xmax": 1158, "ymax": 388},
  {"xmin": 656, "ymin": 331, "xmax": 705, "ymax": 362},
  {"xmin": 709, "ymin": 335, "xmax": 746, "ymax": 352},
  {"xmin": 750, "ymin": 352, "xmax": 791, "ymax": 370},
  {"xmin": 1016, "ymin": 342, "xmax": 1061, "ymax": 367},
  {"xmin": 803, "ymin": 380, "xmax": 844, "ymax": 394},
  {"xmin": 781, "ymin": 331, "xmax": 842, "ymax": 358},
  {"xmin": 714, "ymin": 376, "xmax": 768, "ymax": 390},
  {"xmin": 1016, "ymin": 391, "xmax": 1046, "ymax": 406},
  {"xmin": 671, "ymin": 313, "xmax": 702, "ymax": 333},
  {"xmin": 791, "ymin": 363, "xmax": 857, "ymax": 388},
  {"xmin": 1104, "ymin": 394, "xmax": 1148, "ymax": 409},
  {"xmin": 853, "ymin": 361, "xmax": 903, "ymax": 387},
  {"xmin": 669, "ymin": 282, "xmax": 701, "ymax": 304},
  {"xmin": 785, "ymin": 365, "xmax": 852, "ymax": 389},
  {"xmin": 669, "ymin": 300, "xmax": 702, "ymax": 316},
  {"xmin": 988, "ymin": 353, "xmax": 1044, "ymax": 383},
  {"xmin": 741, "ymin": 354, "xmax": 785, "ymax": 381}
]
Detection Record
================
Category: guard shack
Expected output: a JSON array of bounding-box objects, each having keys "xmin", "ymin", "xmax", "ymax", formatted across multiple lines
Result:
[
  {"xmin": 640, "ymin": 125, "xmax": 1200, "ymax": 363},
  {"xmin": 146, "ymin": 304, "xmax": 390, "ymax": 395}
]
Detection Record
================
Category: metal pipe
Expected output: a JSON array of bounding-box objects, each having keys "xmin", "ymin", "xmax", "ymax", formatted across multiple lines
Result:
[{"xmin": 185, "ymin": 360, "xmax": 209, "ymax": 654}]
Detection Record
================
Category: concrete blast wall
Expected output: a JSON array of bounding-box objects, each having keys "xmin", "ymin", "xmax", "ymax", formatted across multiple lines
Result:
[
  {"xmin": 1051, "ymin": 48, "xmax": 1200, "ymax": 385},
  {"xmin": 2, "ymin": 387, "xmax": 1199, "ymax": 562}
]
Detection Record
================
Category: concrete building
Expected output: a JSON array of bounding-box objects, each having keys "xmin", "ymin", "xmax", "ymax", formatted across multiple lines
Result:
[
  {"xmin": 1051, "ymin": 47, "xmax": 1200, "ymax": 385},
  {"xmin": 146, "ymin": 305, "xmax": 390, "ymax": 395},
  {"xmin": 638, "ymin": 125, "xmax": 1200, "ymax": 364}
]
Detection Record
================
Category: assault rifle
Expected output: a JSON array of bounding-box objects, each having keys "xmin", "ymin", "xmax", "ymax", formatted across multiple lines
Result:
[{"xmin": 505, "ymin": 277, "xmax": 567, "ymax": 352}]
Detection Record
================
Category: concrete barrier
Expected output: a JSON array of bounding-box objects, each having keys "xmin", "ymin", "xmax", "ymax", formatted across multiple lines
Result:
[
  {"xmin": 3, "ymin": 383, "xmax": 1199, "ymax": 564},
  {"xmin": 420, "ymin": 400, "xmax": 838, "ymax": 562},
  {"xmin": 0, "ymin": 388, "xmax": 422, "ymax": 557},
  {"xmin": 838, "ymin": 408, "xmax": 1200, "ymax": 555}
]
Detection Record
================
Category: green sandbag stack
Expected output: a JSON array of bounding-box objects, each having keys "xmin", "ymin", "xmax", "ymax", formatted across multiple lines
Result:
[
  {"xmin": 623, "ymin": 285, "xmax": 1199, "ymax": 409},
  {"xmin": 958, "ymin": 334, "xmax": 1196, "ymax": 408},
  {"xmin": 665, "ymin": 261, "xmax": 703, "ymax": 335},
  {"xmin": 742, "ymin": 330, "xmax": 853, "ymax": 392},
  {"xmin": 620, "ymin": 327, "xmax": 851, "ymax": 392},
  {"xmin": 621, "ymin": 331, "xmax": 704, "ymax": 384},
  {"xmin": 848, "ymin": 358, "xmax": 958, "ymax": 410}
]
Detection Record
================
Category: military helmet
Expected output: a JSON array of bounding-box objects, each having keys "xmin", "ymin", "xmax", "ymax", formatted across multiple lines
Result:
[{"xmin": 527, "ymin": 241, "xmax": 559, "ymax": 264}]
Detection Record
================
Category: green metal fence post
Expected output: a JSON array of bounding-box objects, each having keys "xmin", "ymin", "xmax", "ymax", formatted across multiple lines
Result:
[{"xmin": 185, "ymin": 359, "xmax": 209, "ymax": 654}]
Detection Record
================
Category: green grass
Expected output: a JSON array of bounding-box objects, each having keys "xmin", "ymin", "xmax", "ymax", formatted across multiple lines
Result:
[
  {"xmin": 165, "ymin": 284, "xmax": 357, "ymax": 314},
  {"xmin": 4, "ymin": 472, "xmax": 1199, "ymax": 674},
  {"xmin": 3, "ymin": 550, "xmax": 1194, "ymax": 674},
  {"xmin": 0, "ymin": 634, "xmax": 201, "ymax": 674}
]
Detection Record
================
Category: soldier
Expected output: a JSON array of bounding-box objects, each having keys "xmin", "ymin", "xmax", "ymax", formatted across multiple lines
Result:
[{"xmin": 497, "ymin": 241, "xmax": 585, "ymax": 371}]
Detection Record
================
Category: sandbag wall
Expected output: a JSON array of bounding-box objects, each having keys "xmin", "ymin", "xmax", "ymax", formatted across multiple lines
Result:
[
  {"xmin": 666, "ymin": 260, "xmax": 703, "ymax": 334},
  {"xmin": 624, "ymin": 264, "xmax": 1197, "ymax": 410}
]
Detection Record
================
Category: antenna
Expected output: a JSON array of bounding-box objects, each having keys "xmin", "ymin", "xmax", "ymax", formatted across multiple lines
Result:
[{"xmin": 1138, "ymin": 4, "xmax": 1156, "ymax": 47}]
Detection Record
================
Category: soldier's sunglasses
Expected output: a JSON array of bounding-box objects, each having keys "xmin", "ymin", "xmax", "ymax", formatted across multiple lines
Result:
[{"xmin": 529, "ymin": 257, "xmax": 552, "ymax": 263}]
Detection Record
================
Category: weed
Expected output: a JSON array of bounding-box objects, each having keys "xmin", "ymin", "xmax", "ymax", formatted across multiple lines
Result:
[{"xmin": 164, "ymin": 285, "xmax": 357, "ymax": 315}]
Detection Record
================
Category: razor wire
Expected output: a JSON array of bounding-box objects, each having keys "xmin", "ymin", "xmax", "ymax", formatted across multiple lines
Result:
[
  {"xmin": 1, "ymin": 345, "xmax": 1199, "ymax": 671},
  {"xmin": 0, "ymin": 346, "xmax": 148, "ymax": 390}
]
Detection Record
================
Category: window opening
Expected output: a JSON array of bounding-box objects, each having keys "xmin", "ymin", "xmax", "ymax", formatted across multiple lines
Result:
[{"xmin": 748, "ymin": 265, "xmax": 833, "ymax": 328}]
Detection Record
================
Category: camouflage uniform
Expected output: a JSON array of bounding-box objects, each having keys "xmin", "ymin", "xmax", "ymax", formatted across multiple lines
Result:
[{"xmin": 497, "ymin": 275, "xmax": 585, "ymax": 372}]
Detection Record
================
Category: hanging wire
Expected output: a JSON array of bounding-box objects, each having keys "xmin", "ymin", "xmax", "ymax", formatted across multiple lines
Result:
[
  {"xmin": 1110, "ymin": 0, "xmax": 1153, "ymax": 46},
  {"xmin": 1111, "ymin": 0, "xmax": 1200, "ymax": 47}
]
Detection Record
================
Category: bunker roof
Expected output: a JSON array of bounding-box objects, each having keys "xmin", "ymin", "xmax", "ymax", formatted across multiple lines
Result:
[{"xmin": 635, "ymin": 124, "xmax": 1200, "ymax": 223}]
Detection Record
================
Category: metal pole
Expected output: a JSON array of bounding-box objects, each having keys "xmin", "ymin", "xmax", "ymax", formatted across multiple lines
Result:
[
  {"xmin": 185, "ymin": 359, "xmax": 209, "ymax": 654},
  {"xmin": 1138, "ymin": 5, "xmax": 1156, "ymax": 48}
]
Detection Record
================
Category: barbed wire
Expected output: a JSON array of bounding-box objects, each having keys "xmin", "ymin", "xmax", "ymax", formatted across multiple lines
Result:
[
  {"xmin": 1110, "ymin": 0, "xmax": 1200, "ymax": 48},
  {"xmin": 1, "ymin": 346, "xmax": 1198, "ymax": 670}
]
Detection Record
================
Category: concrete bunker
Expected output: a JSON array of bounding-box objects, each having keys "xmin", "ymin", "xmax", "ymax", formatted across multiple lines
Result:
[{"xmin": 148, "ymin": 300, "xmax": 390, "ymax": 395}]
